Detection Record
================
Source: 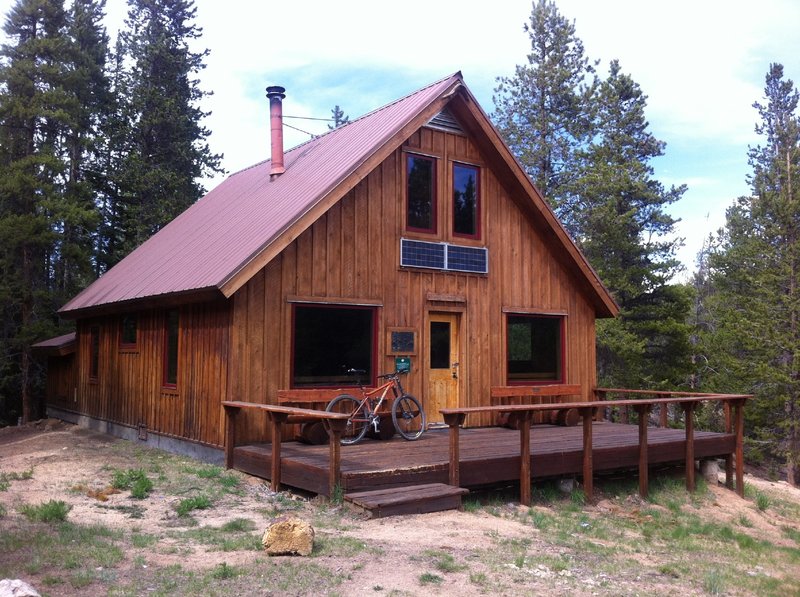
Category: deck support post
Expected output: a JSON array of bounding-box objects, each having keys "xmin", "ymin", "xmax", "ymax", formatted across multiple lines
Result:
[
  {"xmin": 223, "ymin": 404, "xmax": 240, "ymax": 469},
  {"xmin": 518, "ymin": 412, "xmax": 532, "ymax": 506},
  {"xmin": 580, "ymin": 407, "xmax": 594, "ymax": 501},
  {"xmin": 268, "ymin": 412, "xmax": 290, "ymax": 492},
  {"xmin": 734, "ymin": 399, "xmax": 745, "ymax": 497},
  {"xmin": 681, "ymin": 402, "xmax": 696, "ymax": 492},
  {"xmin": 443, "ymin": 412, "xmax": 467, "ymax": 487},
  {"xmin": 658, "ymin": 394, "xmax": 669, "ymax": 428},
  {"xmin": 324, "ymin": 419, "xmax": 347, "ymax": 498},
  {"xmin": 724, "ymin": 401, "xmax": 733, "ymax": 489},
  {"xmin": 634, "ymin": 404, "xmax": 650, "ymax": 498}
]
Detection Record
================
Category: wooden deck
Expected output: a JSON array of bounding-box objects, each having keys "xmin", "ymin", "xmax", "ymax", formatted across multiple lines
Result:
[{"xmin": 231, "ymin": 422, "xmax": 735, "ymax": 497}]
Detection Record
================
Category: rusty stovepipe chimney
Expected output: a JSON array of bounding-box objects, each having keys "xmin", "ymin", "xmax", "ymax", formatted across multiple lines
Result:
[{"xmin": 266, "ymin": 85, "xmax": 286, "ymax": 178}]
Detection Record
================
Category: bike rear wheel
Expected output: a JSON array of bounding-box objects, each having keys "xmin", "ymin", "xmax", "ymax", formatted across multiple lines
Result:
[
  {"xmin": 392, "ymin": 394, "xmax": 426, "ymax": 440},
  {"xmin": 326, "ymin": 394, "xmax": 369, "ymax": 445}
]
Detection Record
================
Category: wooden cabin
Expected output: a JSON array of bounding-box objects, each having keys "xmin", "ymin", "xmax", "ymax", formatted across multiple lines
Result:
[{"xmin": 43, "ymin": 72, "xmax": 619, "ymax": 461}]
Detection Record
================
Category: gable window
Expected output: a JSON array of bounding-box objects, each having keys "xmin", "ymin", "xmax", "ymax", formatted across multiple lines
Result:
[
  {"xmin": 89, "ymin": 325, "xmax": 100, "ymax": 381},
  {"xmin": 120, "ymin": 314, "xmax": 138, "ymax": 349},
  {"xmin": 506, "ymin": 314, "xmax": 564, "ymax": 384},
  {"xmin": 406, "ymin": 154, "xmax": 436, "ymax": 233},
  {"xmin": 163, "ymin": 309, "xmax": 179, "ymax": 388},
  {"xmin": 292, "ymin": 304, "xmax": 375, "ymax": 387},
  {"xmin": 453, "ymin": 163, "xmax": 480, "ymax": 238}
]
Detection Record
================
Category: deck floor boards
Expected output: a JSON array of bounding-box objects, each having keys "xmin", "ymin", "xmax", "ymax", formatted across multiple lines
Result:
[{"xmin": 232, "ymin": 422, "xmax": 734, "ymax": 496}]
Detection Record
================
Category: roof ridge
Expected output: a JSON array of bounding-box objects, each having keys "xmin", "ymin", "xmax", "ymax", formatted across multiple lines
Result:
[{"xmin": 229, "ymin": 72, "xmax": 463, "ymax": 178}]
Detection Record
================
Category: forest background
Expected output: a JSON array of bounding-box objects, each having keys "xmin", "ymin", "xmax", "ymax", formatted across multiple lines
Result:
[{"xmin": 0, "ymin": 0, "xmax": 798, "ymax": 485}]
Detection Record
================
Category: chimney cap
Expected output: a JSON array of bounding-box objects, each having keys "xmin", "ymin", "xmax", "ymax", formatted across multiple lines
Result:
[{"xmin": 266, "ymin": 85, "xmax": 286, "ymax": 100}]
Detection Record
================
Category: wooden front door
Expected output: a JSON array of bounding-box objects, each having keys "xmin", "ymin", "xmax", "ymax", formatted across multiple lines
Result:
[{"xmin": 426, "ymin": 312, "xmax": 460, "ymax": 423}]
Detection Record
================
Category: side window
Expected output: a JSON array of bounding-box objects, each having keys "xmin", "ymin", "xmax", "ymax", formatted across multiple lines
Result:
[
  {"xmin": 292, "ymin": 304, "xmax": 375, "ymax": 387},
  {"xmin": 506, "ymin": 314, "xmax": 563, "ymax": 384},
  {"xmin": 120, "ymin": 314, "xmax": 138, "ymax": 348},
  {"xmin": 453, "ymin": 163, "xmax": 480, "ymax": 238},
  {"xmin": 163, "ymin": 309, "xmax": 179, "ymax": 388},
  {"xmin": 89, "ymin": 325, "xmax": 100, "ymax": 381},
  {"xmin": 406, "ymin": 154, "xmax": 436, "ymax": 233}
]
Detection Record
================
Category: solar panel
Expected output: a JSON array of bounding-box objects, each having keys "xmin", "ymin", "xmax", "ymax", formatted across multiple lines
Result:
[
  {"xmin": 400, "ymin": 239, "xmax": 446, "ymax": 269},
  {"xmin": 447, "ymin": 244, "xmax": 488, "ymax": 274},
  {"xmin": 400, "ymin": 238, "xmax": 488, "ymax": 274}
]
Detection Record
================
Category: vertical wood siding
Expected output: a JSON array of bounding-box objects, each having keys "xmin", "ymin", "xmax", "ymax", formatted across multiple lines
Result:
[{"xmin": 229, "ymin": 127, "xmax": 599, "ymax": 441}]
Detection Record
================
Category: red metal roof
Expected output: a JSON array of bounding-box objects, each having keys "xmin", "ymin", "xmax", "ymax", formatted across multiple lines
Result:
[
  {"xmin": 60, "ymin": 73, "xmax": 463, "ymax": 316},
  {"xmin": 32, "ymin": 332, "xmax": 77, "ymax": 355}
]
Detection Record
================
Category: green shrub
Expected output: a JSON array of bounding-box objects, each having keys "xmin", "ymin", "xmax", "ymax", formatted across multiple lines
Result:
[
  {"xmin": 112, "ymin": 468, "xmax": 153, "ymax": 498},
  {"xmin": 20, "ymin": 500, "xmax": 71, "ymax": 522}
]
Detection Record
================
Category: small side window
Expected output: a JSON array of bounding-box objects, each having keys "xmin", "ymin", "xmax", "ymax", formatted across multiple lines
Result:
[
  {"xmin": 163, "ymin": 310, "xmax": 179, "ymax": 389},
  {"xmin": 89, "ymin": 326, "xmax": 100, "ymax": 381},
  {"xmin": 506, "ymin": 314, "xmax": 564, "ymax": 384},
  {"xmin": 453, "ymin": 163, "xmax": 480, "ymax": 238},
  {"xmin": 120, "ymin": 314, "xmax": 137, "ymax": 349}
]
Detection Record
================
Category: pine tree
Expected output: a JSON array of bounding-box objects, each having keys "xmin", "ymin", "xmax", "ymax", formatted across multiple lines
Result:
[
  {"xmin": 704, "ymin": 64, "xmax": 800, "ymax": 484},
  {"xmin": 577, "ymin": 61, "xmax": 690, "ymax": 388},
  {"xmin": 113, "ymin": 0, "xmax": 223, "ymax": 264},
  {"xmin": 0, "ymin": 0, "xmax": 72, "ymax": 423},
  {"xmin": 492, "ymin": 0, "xmax": 596, "ymax": 234},
  {"xmin": 328, "ymin": 105, "xmax": 349, "ymax": 129}
]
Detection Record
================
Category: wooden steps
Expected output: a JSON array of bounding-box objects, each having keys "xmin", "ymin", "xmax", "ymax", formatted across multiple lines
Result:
[{"xmin": 344, "ymin": 483, "xmax": 468, "ymax": 518}]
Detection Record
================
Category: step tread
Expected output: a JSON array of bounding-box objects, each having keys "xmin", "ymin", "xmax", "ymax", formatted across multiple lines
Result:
[{"xmin": 345, "ymin": 483, "xmax": 468, "ymax": 509}]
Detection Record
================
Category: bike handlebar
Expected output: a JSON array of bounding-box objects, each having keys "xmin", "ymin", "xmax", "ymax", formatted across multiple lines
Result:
[{"xmin": 344, "ymin": 368, "xmax": 408, "ymax": 379}]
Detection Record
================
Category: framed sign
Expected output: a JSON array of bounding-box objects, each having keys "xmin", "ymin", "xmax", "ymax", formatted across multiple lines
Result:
[{"xmin": 387, "ymin": 327, "xmax": 416, "ymax": 355}]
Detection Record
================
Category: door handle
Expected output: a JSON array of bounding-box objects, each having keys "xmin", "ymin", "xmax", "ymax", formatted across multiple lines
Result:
[{"xmin": 451, "ymin": 362, "xmax": 459, "ymax": 379}]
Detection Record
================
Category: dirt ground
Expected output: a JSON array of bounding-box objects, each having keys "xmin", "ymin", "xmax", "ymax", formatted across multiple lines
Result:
[{"xmin": 1, "ymin": 420, "xmax": 799, "ymax": 596}]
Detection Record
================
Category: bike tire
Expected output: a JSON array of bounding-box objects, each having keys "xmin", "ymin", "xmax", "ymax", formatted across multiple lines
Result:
[
  {"xmin": 326, "ymin": 394, "xmax": 369, "ymax": 445},
  {"xmin": 392, "ymin": 394, "xmax": 426, "ymax": 441}
]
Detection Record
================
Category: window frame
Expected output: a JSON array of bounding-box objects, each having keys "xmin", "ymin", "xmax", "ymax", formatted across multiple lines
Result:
[
  {"xmin": 290, "ymin": 303, "xmax": 377, "ymax": 389},
  {"xmin": 162, "ymin": 309, "xmax": 179, "ymax": 390},
  {"xmin": 452, "ymin": 162, "xmax": 481, "ymax": 240},
  {"xmin": 505, "ymin": 313, "xmax": 565, "ymax": 385},
  {"xmin": 405, "ymin": 153, "xmax": 437, "ymax": 234},
  {"xmin": 88, "ymin": 325, "xmax": 100, "ymax": 382},
  {"xmin": 119, "ymin": 313, "xmax": 138, "ymax": 351}
]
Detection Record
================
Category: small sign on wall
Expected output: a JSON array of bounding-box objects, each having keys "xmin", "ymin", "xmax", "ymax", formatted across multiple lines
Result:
[
  {"xmin": 387, "ymin": 327, "xmax": 416, "ymax": 355},
  {"xmin": 395, "ymin": 356, "xmax": 411, "ymax": 373}
]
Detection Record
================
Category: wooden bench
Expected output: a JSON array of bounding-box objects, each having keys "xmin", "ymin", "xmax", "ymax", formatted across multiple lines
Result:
[
  {"xmin": 491, "ymin": 384, "xmax": 582, "ymax": 426},
  {"xmin": 278, "ymin": 388, "xmax": 396, "ymax": 443},
  {"xmin": 441, "ymin": 393, "xmax": 750, "ymax": 506},
  {"xmin": 222, "ymin": 401, "xmax": 350, "ymax": 496}
]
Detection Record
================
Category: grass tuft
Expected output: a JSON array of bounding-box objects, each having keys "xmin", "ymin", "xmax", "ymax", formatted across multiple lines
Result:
[
  {"xmin": 111, "ymin": 468, "xmax": 154, "ymax": 499},
  {"xmin": 418, "ymin": 572, "xmax": 444, "ymax": 585},
  {"xmin": 20, "ymin": 500, "xmax": 71, "ymax": 523},
  {"xmin": 175, "ymin": 495, "xmax": 212, "ymax": 517}
]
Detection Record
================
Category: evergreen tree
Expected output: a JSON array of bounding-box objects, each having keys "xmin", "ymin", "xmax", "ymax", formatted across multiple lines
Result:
[
  {"xmin": 113, "ymin": 0, "xmax": 222, "ymax": 264},
  {"xmin": 492, "ymin": 0, "xmax": 596, "ymax": 234},
  {"xmin": 0, "ymin": 0, "xmax": 72, "ymax": 423},
  {"xmin": 328, "ymin": 104, "xmax": 349, "ymax": 129},
  {"xmin": 577, "ymin": 61, "xmax": 690, "ymax": 388},
  {"xmin": 703, "ymin": 64, "xmax": 800, "ymax": 484}
]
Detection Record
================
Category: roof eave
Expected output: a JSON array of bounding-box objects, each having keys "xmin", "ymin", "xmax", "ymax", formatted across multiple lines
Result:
[{"xmin": 58, "ymin": 287, "xmax": 226, "ymax": 320}]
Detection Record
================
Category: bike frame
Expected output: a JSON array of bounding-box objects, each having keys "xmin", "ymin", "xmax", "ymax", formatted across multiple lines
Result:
[{"xmin": 351, "ymin": 377, "xmax": 400, "ymax": 422}]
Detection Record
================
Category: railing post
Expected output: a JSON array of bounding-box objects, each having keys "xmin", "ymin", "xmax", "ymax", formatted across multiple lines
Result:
[
  {"xmin": 724, "ymin": 401, "xmax": 734, "ymax": 489},
  {"xmin": 324, "ymin": 418, "xmax": 347, "ymax": 498},
  {"xmin": 518, "ymin": 411, "xmax": 532, "ymax": 506},
  {"xmin": 443, "ymin": 412, "xmax": 467, "ymax": 487},
  {"xmin": 223, "ymin": 404, "xmax": 239, "ymax": 469},
  {"xmin": 580, "ymin": 407, "xmax": 594, "ymax": 501},
  {"xmin": 681, "ymin": 402, "xmax": 696, "ymax": 492},
  {"xmin": 658, "ymin": 393, "xmax": 669, "ymax": 428},
  {"xmin": 734, "ymin": 399, "xmax": 745, "ymax": 497},
  {"xmin": 634, "ymin": 404, "xmax": 650, "ymax": 498},
  {"xmin": 268, "ymin": 411, "xmax": 290, "ymax": 492}
]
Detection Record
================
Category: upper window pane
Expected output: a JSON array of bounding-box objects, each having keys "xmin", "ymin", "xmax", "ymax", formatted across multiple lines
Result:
[
  {"xmin": 293, "ymin": 305, "xmax": 374, "ymax": 387},
  {"xmin": 407, "ymin": 154, "xmax": 436, "ymax": 232},
  {"xmin": 89, "ymin": 326, "xmax": 100, "ymax": 380},
  {"xmin": 453, "ymin": 163, "xmax": 479, "ymax": 238},
  {"xmin": 507, "ymin": 315, "xmax": 563, "ymax": 383}
]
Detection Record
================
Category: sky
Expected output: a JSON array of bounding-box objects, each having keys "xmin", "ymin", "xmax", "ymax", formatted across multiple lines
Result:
[{"xmin": 3, "ymin": 0, "xmax": 800, "ymax": 277}]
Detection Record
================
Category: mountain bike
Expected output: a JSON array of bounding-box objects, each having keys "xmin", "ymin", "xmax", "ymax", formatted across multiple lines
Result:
[{"xmin": 325, "ymin": 369, "xmax": 426, "ymax": 445}]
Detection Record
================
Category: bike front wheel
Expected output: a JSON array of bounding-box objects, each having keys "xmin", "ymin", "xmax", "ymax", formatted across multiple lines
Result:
[
  {"xmin": 326, "ymin": 394, "xmax": 369, "ymax": 445},
  {"xmin": 392, "ymin": 394, "xmax": 426, "ymax": 441}
]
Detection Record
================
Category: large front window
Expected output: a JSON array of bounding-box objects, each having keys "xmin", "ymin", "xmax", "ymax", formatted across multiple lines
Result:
[
  {"xmin": 292, "ymin": 305, "xmax": 375, "ymax": 387},
  {"xmin": 506, "ymin": 314, "xmax": 563, "ymax": 384},
  {"xmin": 406, "ymin": 154, "xmax": 436, "ymax": 233}
]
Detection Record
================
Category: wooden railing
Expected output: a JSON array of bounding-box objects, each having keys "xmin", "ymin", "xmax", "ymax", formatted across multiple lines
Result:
[
  {"xmin": 221, "ymin": 401, "xmax": 349, "ymax": 496},
  {"xmin": 440, "ymin": 392, "xmax": 750, "ymax": 506}
]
